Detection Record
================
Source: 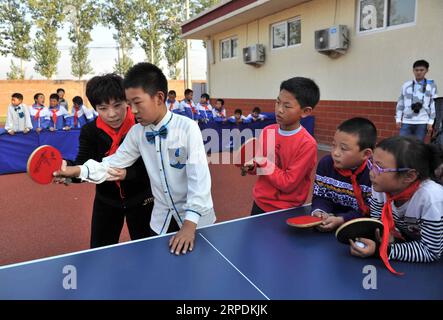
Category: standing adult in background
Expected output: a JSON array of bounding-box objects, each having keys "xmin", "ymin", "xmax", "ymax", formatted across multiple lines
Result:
[
  {"xmin": 57, "ymin": 88, "xmax": 69, "ymax": 111},
  {"xmin": 396, "ymin": 60, "xmax": 438, "ymax": 141}
]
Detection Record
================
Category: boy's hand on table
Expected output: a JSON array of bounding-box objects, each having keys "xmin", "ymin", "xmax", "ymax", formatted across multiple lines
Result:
[{"xmin": 169, "ymin": 220, "xmax": 197, "ymax": 255}]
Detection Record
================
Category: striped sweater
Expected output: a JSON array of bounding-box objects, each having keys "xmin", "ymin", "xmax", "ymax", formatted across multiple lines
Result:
[{"xmin": 370, "ymin": 179, "xmax": 443, "ymax": 263}]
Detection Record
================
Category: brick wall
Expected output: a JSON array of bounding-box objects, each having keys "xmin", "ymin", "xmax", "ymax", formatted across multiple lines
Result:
[
  {"xmin": 0, "ymin": 79, "xmax": 202, "ymax": 117},
  {"xmin": 219, "ymin": 98, "xmax": 397, "ymax": 145}
]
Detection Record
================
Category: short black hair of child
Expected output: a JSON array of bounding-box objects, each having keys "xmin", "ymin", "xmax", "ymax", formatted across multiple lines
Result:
[
  {"xmin": 56, "ymin": 88, "xmax": 65, "ymax": 94},
  {"xmin": 201, "ymin": 93, "xmax": 210, "ymax": 100},
  {"xmin": 124, "ymin": 63, "xmax": 168, "ymax": 102},
  {"xmin": 252, "ymin": 107, "xmax": 261, "ymax": 113},
  {"xmin": 184, "ymin": 88, "xmax": 193, "ymax": 96},
  {"xmin": 12, "ymin": 93, "xmax": 23, "ymax": 101},
  {"xmin": 86, "ymin": 73, "xmax": 125, "ymax": 109},
  {"xmin": 280, "ymin": 77, "xmax": 320, "ymax": 109},
  {"xmin": 376, "ymin": 136, "xmax": 442, "ymax": 181},
  {"xmin": 234, "ymin": 109, "xmax": 242, "ymax": 115},
  {"xmin": 337, "ymin": 117, "xmax": 377, "ymax": 150},
  {"xmin": 216, "ymin": 98, "xmax": 224, "ymax": 106},
  {"xmin": 50, "ymin": 93, "xmax": 60, "ymax": 101},
  {"xmin": 168, "ymin": 90, "xmax": 176, "ymax": 96},
  {"xmin": 72, "ymin": 96, "xmax": 83, "ymax": 106},
  {"xmin": 34, "ymin": 93, "xmax": 44, "ymax": 101},
  {"xmin": 413, "ymin": 60, "xmax": 429, "ymax": 69}
]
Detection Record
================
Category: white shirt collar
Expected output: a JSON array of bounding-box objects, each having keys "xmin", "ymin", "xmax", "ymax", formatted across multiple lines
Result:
[{"xmin": 149, "ymin": 109, "xmax": 173, "ymax": 131}]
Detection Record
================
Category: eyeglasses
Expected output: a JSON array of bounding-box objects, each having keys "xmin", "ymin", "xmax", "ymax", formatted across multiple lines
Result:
[{"xmin": 367, "ymin": 158, "xmax": 412, "ymax": 176}]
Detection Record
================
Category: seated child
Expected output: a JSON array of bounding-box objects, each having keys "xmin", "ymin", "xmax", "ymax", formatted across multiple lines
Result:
[
  {"xmin": 68, "ymin": 96, "xmax": 95, "ymax": 128},
  {"xmin": 242, "ymin": 77, "xmax": 319, "ymax": 214},
  {"xmin": 48, "ymin": 93, "xmax": 70, "ymax": 131},
  {"xmin": 349, "ymin": 136, "xmax": 443, "ymax": 273},
  {"xmin": 196, "ymin": 93, "xmax": 213, "ymax": 122},
  {"xmin": 28, "ymin": 93, "xmax": 49, "ymax": 132},
  {"xmin": 228, "ymin": 109, "xmax": 247, "ymax": 124},
  {"xmin": 311, "ymin": 117, "xmax": 377, "ymax": 231},
  {"xmin": 212, "ymin": 98, "xmax": 227, "ymax": 122},
  {"xmin": 5, "ymin": 93, "xmax": 32, "ymax": 135},
  {"xmin": 246, "ymin": 107, "xmax": 266, "ymax": 122},
  {"xmin": 166, "ymin": 90, "xmax": 180, "ymax": 112},
  {"xmin": 179, "ymin": 89, "xmax": 198, "ymax": 120}
]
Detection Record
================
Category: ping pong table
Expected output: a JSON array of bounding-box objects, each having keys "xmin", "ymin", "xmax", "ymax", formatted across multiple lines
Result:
[{"xmin": 1, "ymin": 206, "xmax": 442, "ymax": 300}]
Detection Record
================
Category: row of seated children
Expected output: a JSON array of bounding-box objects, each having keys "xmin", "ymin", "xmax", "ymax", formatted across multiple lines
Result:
[
  {"xmin": 227, "ymin": 107, "xmax": 267, "ymax": 124},
  {"xmin": 241, "ymin": 76, "xmax": 442, "ymax": 273},
  {"xmin": 166, "ymin": 89, "xmax": 267, "ymax": 124},
  {"xmin": 4, "ymin": 93, "xmax": 97, "ymax": 135}
]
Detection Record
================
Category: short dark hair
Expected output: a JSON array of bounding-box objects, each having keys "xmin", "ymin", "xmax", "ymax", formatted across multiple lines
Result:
[
  {"xmin": 184, "ymin": 88, "xmax": 193, "ymax": 96},
  {"xmin": 86, "ymin": 73, "xmax": 125, "ymax": 109},
  {"xmin": 72, "ymin": 96, "xmax": 83, "ymax": 106},
  {"xmin": 252, "ymin": 107, "xmax": 261, "ymax": 113},
  {"xmin": 413, "ymin": 60, "xmax": 429, "ymax": 69},
  {"xmin": 376, "ymin": 136, "xmax": 442, "ymax": 181},
  {"xmin": 34, "ymin": 93, "xmax": 44, "ymax": 101},
  {"xmin": 201, "ymin": 93, "xmax": 210, "ymax": 100},
  {"xmin": 124, "ymin": 63, "xmax": 168, "ymax": 102},
  {"xmin": 280, "ymin": 77, "xmax": 320, "ymax": 109},
  {"xmin": 50, "ymin": 93, "xmax": 60, "ymax": 101},
  {"xmin": 12, "ymin": 93, "xmax": 23, "ymax": 100},
  {"xmin": 234, "ymin": 109, "xmax": 242, "ymax": 115},
  {"xmin": 216, "ymin": 98, "xmax": 224, "ymax": 106},
  {"xmin": 168, "ymin": 90, "xmax": 176, "ymax": 96},
  {"xmin": 337, "ymin": 117, "xmax": 377, "ymax": 150},
  {"xmin": 56, "ymin": 88, "xmax": 65, "ymax": 93}
]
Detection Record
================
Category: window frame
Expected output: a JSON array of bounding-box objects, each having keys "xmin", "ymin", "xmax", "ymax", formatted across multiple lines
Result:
[
  {"xmin": 220, "ymin": 37, "xmax": 239, "ymax": 61},
  {"xmin": 356, "ymin": 0, "xmax": 417, "ymax": 35},
  {"xmin": 271, "ymin": 16, "xmax": 302, "ymax": 51}
]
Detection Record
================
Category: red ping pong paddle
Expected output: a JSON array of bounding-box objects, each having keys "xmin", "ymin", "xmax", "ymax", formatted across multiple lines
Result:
[
  {"xmin": 27, "ymin": 145, "xmax": 63, "ymax": 185},
  {"xmin": 286, "ymin": 215, "xmax": 323, "ymax": 228}
]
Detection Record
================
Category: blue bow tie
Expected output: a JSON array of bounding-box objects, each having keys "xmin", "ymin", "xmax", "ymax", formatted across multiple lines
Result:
[
  {"xmin": 14, "ymin": 106, "xmax": 21, "ymax": 112},
  {"xmin": 145, "ymin": 125, "xmax": 168, "ymax": 144}
]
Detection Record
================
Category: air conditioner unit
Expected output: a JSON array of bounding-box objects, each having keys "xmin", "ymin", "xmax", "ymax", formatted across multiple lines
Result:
[
  {"xmin": 315, "ymin": 25, "xmax": 349, "ymax": 55},
  {"xmin": 243, "ymin": 44, "xmax": 265, "ymax": 65}
]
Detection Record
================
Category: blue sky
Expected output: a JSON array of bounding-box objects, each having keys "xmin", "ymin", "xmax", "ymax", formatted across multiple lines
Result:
[{"xmin": 0, "ymin": 25, "xmax": 207, "ymax": 80}]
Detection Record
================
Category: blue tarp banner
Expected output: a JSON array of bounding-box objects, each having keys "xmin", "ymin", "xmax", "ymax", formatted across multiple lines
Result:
[
  {"xmin": 0, "ymin": 130, "xmax": 80, "ymax": 175},
  {"xmin": 0, "ymin": 115, "xmax": 314, "ymax": 175}
]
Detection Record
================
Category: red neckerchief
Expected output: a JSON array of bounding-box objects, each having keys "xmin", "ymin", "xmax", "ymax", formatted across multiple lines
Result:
[
  {"xmin": 33, "ymin": 105, "xmax": 43, "ymax": 120},
  {"xmin": 187, "ymin": 101, "xmax": 197, "ymax": 114},
  {"xmin": 380, "ymin": 180, "xmax": 420, "ymax": 275},
  {"xmin": 74, "ymin": 106, "xmax": 80, "ymax": 127},
  {"xmin": 96, "ymin": 107, "xmax": 135, "ymax": 198},
  {"xmin": 334, "ymin": 160, "xmax": 370, "ymax": 215},
  {"xmin": 50, "ymin": 107, "xmax": 58, "ymax": 126}
]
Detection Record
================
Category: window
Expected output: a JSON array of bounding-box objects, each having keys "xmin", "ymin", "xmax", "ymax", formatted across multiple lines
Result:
[
  {"xmin": 358, "ymin": 0, "xmax": 416, "ymax": 33},
  {"xmin": 271, "ymin": 17, "xmax": 301, "ymax": 50},
  {"xmin": 220, "ymin": 37, "xmax": 238, "ymax": 60}
]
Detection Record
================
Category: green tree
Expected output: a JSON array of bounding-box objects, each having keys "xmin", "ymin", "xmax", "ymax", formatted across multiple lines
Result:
[
  {"xmin": 190, "ymin": 0, "xmax": 220, "ymax": 15},
  {"xmin": 135, "ymin": 0, "xmax": 164, "ymax": 66},
  {"xmin": 162, "ymin": 0, "xmax": 220, "ymax": 79},
  {"xmin": 6, "ymin": 60, "xmax": 24, "ymax": 79},
  {"xmin": 101, "ymin": 0, "xmax": 137, "ymax": 76},
  {"xmin": 163, "ymin": 11, "xmax": 185, "ymax": 79},
  {"xmin": 28, "ymin": 0, "xmax": 65, "ymax": 79},
  {"xmin": 0, "ymin": 0, "xmax": 32, "ymax": 79},
  {"xmin": 64, "ymin": 0, "xmax": 99, "ymax": 80}
]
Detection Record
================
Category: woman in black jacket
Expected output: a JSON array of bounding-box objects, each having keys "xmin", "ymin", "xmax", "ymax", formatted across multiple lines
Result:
[{"xmin": 66, "ymin": 74, "xmax": 153, "ymax": 248}]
